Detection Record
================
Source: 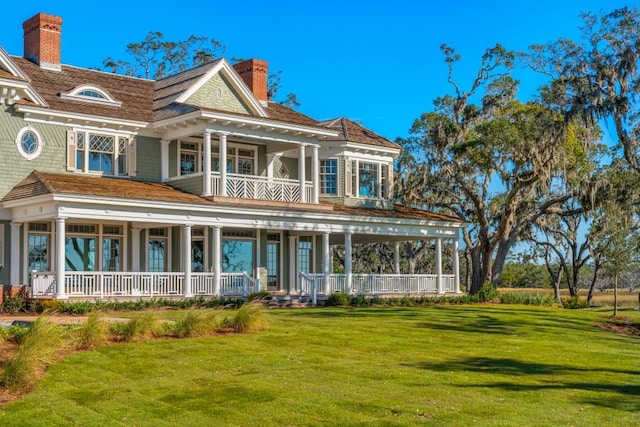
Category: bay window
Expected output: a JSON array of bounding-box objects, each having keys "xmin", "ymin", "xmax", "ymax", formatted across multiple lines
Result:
[{"xmin": 348, "ymin": 159, "xmax": 392, "ymax": 199}]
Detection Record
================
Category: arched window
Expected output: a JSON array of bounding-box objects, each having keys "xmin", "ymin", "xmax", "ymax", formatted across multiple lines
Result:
[{"xmin": 60, "ymin": 85, "xmax": 122, "ymax": 107}]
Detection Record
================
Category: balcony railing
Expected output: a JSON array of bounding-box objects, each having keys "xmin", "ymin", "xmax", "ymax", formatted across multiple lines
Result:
[
  {"xmin": 212, "ymin": 172, "xmax": 313, "ymax": 203},
  {"xmin": 30, "ymin": 271, "xmax": 259, "ymax": 299}
]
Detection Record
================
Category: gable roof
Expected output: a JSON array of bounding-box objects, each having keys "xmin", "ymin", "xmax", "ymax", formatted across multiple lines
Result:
[{"xmin": 156, "ymin": 58, "xmax": 266, "ymax": 118}]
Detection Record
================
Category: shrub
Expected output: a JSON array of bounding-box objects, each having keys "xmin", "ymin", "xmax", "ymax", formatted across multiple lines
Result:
[
  {"xmin": 1, "ymin": 294, "xmax": 26, "ymax": 314},
  {"xmin": 247, "ymin": 291, "xmax": 272, "ymax": 302},
  {"xmin": 111, "ymin": 313, "xmax": 160, "ymax": 342},
  {"xmin": 38, "ymin": 299, "xmax": 66, "ymax": 313},
  {"xmin": 172, "ymin": 310, "xmax": 220, "ymax": 338},
  {"xmin": 561, "ymin": 295, "xmax": 589, "ymax": 309},
  {"xmin": 477, "ymin": 282, "xmax": 499, "ymax": 303},
  {"xmin": 73, "ymin": 313, "xmax": 108, "ymax": 349},
  {"xmin": 230, "ymin": 301, "xmax": 268, "ymax": 333},
  {"xmin": 327, "ymin": 292, "xmax": 351, "ymax": 307},
  {"xmin": 3, "ymin": 317, "xmax": 66, "ymax": 390}
]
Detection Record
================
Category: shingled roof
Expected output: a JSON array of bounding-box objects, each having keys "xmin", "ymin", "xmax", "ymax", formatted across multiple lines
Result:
[
  {"xmin": 317, "ymin": 117, "xmax": 401, "ymax": 150},
  {"xmin": 11, "ymin": 56, "xmax": 154, "ymax": 122},
  {"xmin": 7, "ymin": 52, "xmax": 398, "ymax": 149},
  {"xmin": 2, "ymin": 171, "xmax": 461, "ymax": 223}
]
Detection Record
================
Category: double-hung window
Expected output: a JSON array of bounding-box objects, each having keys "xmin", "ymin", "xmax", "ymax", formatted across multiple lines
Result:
[{"xmin": 320, "ymin": 159, "xmax": 338, "ymax": 195}]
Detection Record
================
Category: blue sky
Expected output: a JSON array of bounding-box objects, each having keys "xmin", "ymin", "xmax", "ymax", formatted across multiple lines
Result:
[{"xmin": 2, "ymin": 1, "xmax": 636, "ymax": 141}]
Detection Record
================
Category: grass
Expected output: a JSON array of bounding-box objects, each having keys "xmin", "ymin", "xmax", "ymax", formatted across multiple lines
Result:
[
  {"xmin": 2, "ymin": 317, "xmax": 66, "ymax": 390},
  {"xmin": 0, "ymin": 305, "xmax": 638, "ymax": 425},
  {"xmin": 498, "ymin": 287, "xmax": 640, "ymax": 308}
]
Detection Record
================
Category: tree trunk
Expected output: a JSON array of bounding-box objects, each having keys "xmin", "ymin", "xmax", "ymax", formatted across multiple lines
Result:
[
  {"xmin": 586, "ymin": 259, "xmax": 600, "ymax": 305},
  {"xmin": 614, "ymin": 274, "xmax": 618, "ymax": 317},
  {"xmin": 469, "ymin": 246, "xmax": 484, "ymax": 294}
]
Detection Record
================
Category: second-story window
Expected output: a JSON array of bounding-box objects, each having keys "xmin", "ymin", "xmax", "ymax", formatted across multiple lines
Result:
[
  {"xmin": 348, "ymin": 160, "xmax": 392, "ymax": 199},
  {"xmin": 180, "ymin": 142, "xmax": 199, "ymax": 175},
  {"xmin": 72, "ymin": 131, "xmax": 132, "ymax": 176},
  {"xmin": 320, "ymin": 159, "xmax": 338, "ymax": 195}
]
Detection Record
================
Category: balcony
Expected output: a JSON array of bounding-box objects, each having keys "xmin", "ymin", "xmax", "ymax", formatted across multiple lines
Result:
[{"xmin": 212, "ymin": 172, "xmax": 314, "ymax": 203}]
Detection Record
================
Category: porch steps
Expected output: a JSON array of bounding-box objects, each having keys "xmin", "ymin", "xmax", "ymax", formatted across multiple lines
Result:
[{"xmin": 267, "ymin": 295, "xmax": 319, "ymax": 308}]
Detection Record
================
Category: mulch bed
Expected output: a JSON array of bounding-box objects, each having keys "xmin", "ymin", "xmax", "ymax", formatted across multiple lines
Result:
[{"xmin": 594, "ymin": 315, "xmax": 640, "ymax": 337}]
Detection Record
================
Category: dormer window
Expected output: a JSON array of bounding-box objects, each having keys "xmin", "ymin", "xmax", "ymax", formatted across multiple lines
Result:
[{"xmin": 60, "ymin": 85, "xmax": 122, "ymax": 107}]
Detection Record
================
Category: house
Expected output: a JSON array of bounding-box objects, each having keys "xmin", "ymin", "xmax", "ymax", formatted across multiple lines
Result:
[{"xmin": 0, "ymin": 12, "xmax": 464, "ymax": 301}]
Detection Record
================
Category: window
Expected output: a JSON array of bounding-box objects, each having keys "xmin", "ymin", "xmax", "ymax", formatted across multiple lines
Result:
[
  {"xmin": 72, "ymin": 131, "xmax": 133, "ymax": 176},
  {"xmin": 298, "ymin": 237, "xmax": 313, "ymax": 274},
  {"xmin": 348, "ymin": 160, "xmax": 391, "ymax": 199},
  {"xmin": 191, "ymin": 227, "xmax": 205, "ymax": 272},
  {"xmin": 148, "ymin": 228, "xmax": 168, "ymax": 273},
  {"xmin": 60, "ymin": 85, "xmax": 122, "ymax": 107},
  {"xmin": 180, "ymin": 142, "xmax": 199, "ymax": 175},
  {"xmin": 358, "ymin": 162, "xmax": 379, "ymax": 197},
  {"xmin": 222, "ymin": 230, "xmax": 255, "ymax": 274},
  {"xmin": 64, "ymin": 224, "xmax": 122, "ymax": 272},
  {"xmin": 320, "ymin": 159, "xmax": 338, "ymax": 195},
  {"xmin": 267, "ymin": 233, "xmax": 281, "ymax": 289},
  {"xmin": 15, "ymin": 127, "xmax": 44, "ymax": 160},
  {"xmin": 177, "ymin": 139, "xmax": 257, "ymax": 177},
  {"xmin": 28, "ymin": 223, "xmax": 50, "ymax": 272}
]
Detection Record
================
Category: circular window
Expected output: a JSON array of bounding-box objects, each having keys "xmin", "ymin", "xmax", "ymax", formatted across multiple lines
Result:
[{"xmin": 15, "ymin": 127, "xmax": 44, "ymax": 160}]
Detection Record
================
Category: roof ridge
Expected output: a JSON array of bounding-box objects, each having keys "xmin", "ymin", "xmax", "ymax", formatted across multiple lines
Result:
[
  {"xmin": 32, "ymin": 171, "xmax": 55, "ymax": 193},
  {"xmin": 340, "ymin": 117, "xmax": 349, "ymax": 140}
]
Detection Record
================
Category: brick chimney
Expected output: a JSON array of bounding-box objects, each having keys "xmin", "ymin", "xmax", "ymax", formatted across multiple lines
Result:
[
  {"xmin": 234, "ymin": 59, "xmax": 269, "ymax": 102},
  {"xmin": 23, "ymin": 13, "xmax": 63, "ymax": 71}
]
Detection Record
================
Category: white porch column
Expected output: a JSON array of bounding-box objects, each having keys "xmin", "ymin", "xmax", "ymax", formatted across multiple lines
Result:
[
  {"xmin": 393, "ymin": 242, "xmax": 400, "ymax": 274},
  {"xmin": 311, "ymin": 145, "xmax": 319, "ymax": 204},
  {"xmin": 288, "ymin": 235, "xmax": 296, "ymax": 295},
  {"xmin": 213, "ymin": 225, "xmax": 222, "ymax": 296},
  {"xmin": 219, "ymin": 132, "xmax": 229, "ymax": 197},
  {"xmin": 453, "ymin": 239, "xmax": 461, "ymax": 293},
  {"xmin": 131, "ymin": 227, "xmax": 141, "ymax": 272},
  {"xmin": 322, "ymin": 232, "xmax": 331, "ymax": 294},
  {"xmin": 345, "ymin": 231, "xmax": 352, "ymax": 294},
  {"xmin": 10, "ymin": 222, "xmax": 21, "ymax": 285},
  {"xmin": 203, "ymin": 130, "xmax": 213, "ymax": 196},
  {"xmin": 160, "ymin": 139, "xmax": 170, "ymax": 182},
  {"xmin": 298, "ymin": 145, "xmax": 307, "ymax": 203},
  {"xmin": 55, "ymin": 217, "xmax": 67, "ymax": 299},
  {"xmin": 435, "ymin": 238, "xmax": 443, "ymax": 294},
  {"xmin": 183, "ymin": 224, "xmax": 193, "ymax": 297}
]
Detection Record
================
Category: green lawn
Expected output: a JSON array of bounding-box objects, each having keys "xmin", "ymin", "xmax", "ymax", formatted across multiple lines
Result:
[{"xmin": 1, "ymin": 305, "xmax": 639, "ymax": 426}]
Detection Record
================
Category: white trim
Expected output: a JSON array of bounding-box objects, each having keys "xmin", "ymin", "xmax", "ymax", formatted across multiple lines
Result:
[
  {"xmin": 14, "ymin": 105, "xmax": 147, "ymax": 131},
  {"xmin": 174, "ymin": 59, "xmax": 267, "ymax": 118},
  {"xmin": 0, "ymin": 47, "xmax": 30, "ymax": 81},
  {"xmin": 15, "ymin": 126, "xmax": 44, "ymax": 160}
]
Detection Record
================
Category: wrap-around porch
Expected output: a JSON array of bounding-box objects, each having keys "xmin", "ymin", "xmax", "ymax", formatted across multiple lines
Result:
[{"xmin": 27, "ymin": 220, "xmax": 461, "ymax": 300}]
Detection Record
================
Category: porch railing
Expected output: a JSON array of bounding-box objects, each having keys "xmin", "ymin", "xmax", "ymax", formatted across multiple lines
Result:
[
  {"xmin": 212, "ymin": 172, "xmax": 313, "ymax": 203},
  {"xmin": 302, "ymin": 274, "xmax": 457, "ymax": 296},
  {"xmin": 30, "ymin": 271, "xmax": 259, "ymax": 299}
]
